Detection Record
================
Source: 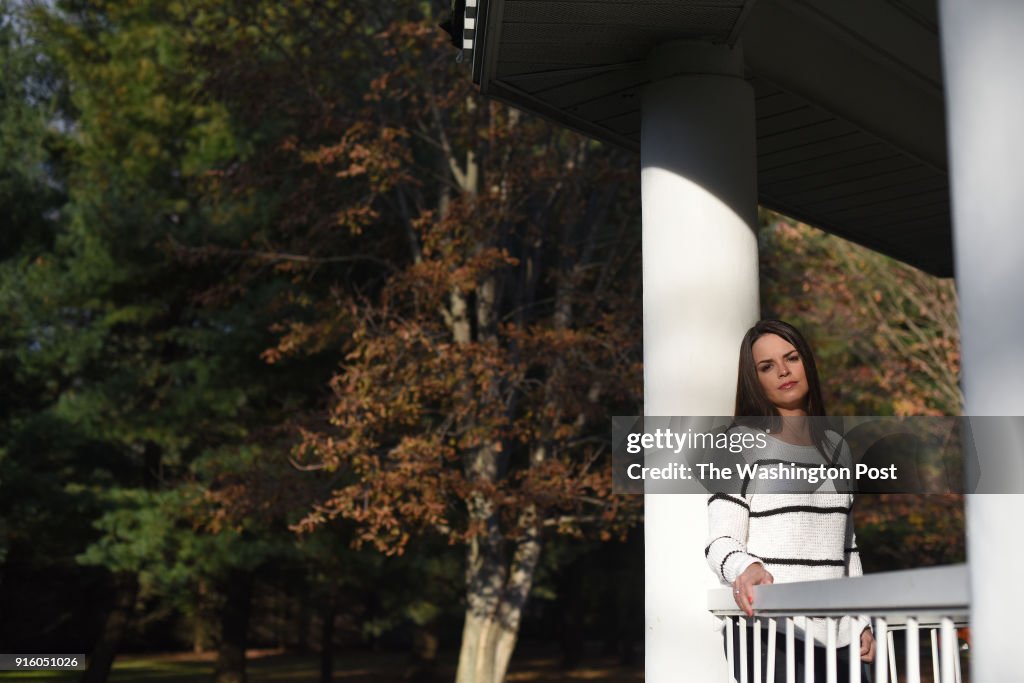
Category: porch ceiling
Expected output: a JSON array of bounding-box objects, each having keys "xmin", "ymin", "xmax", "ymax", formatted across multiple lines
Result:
[{"xmin": 467, "ymin": 0, "xmax": 953, "ymax": 277}]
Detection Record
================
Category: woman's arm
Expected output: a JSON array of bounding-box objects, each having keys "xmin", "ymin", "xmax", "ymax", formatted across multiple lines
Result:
[
  {"xmin": 705, "ymin": 493, "xmax": 760, "ymax": 584},
  {"xmin": 835, "ymin": 438, "xmax": 865, "ymax": 578},
  {"xmin": 845, "ymin": 492, "xmax": 874, "ymax": 659},
  {"xmin": 706, "ymin": 493, "xmax": 774, "ymax": 616}
]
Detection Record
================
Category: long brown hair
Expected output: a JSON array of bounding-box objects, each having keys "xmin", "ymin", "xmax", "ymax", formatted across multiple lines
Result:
[{"xmin": 734, "ymin": 320, "xmax": 834, "ymax": 460}]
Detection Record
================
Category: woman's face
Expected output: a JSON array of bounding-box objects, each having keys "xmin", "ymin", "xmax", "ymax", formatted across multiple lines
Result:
[{"xmin": 751, "ymin": 333, "xmax": 809, "ymax": 413}]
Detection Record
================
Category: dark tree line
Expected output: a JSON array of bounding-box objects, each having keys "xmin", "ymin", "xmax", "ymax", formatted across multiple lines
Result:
[{"xmin": 1, "ymin": 2, "xmax": 643, "ymax": 682}]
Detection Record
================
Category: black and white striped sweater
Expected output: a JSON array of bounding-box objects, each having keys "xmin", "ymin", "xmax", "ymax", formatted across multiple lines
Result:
[{"xmin": 705, "ymin": 429, "xmax": 869, "ymax": 648}]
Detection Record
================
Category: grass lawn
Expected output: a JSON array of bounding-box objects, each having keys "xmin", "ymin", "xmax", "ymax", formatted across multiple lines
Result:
[{"xmin": 0, "ymin": 645, "xmax": 644, "ymax": 682}]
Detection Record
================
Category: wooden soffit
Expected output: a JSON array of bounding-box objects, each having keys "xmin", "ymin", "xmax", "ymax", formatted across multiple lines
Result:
[{"xmin": 464, "ymin": 0, "xmax": 953, "ymax": 277}]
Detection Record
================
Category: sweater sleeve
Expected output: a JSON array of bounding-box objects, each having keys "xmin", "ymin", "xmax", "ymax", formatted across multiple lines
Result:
[
  {"xmin": 844, "ymin": 494, "xmax": 873, "ymax": 639},
  {"xmin": 706, "ymin": 493, "xmax": 760, "ymax": 584},
  {"xmin": 833, "ymin": 438, "xmax": 864, "ymax": 578},
  {"xmin": 844, "ymin": 494, "xmax": 863, "ymax": 578}
]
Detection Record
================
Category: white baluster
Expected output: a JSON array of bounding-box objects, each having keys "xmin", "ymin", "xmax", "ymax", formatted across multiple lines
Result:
[
  {"xmin": 906, "ymin": 617, "xmax": 921, "ymax": 683},
  {"xmin": 887, "ymin": 629, "xmax": 897, "ymax": 683},
  {"xmin": 726, "ymin": 616, "xmax": 735, "ymax": 683},
  {"xmin": 804, "ymin": 616, "xmax": 815, "ymax": 683},
  {"xmin": 952, "ymin": 627, "xmax": 963, "ymax": 683},
  {"xmin": 825, "ymin": 617, "xmax": 836, "ymax": 683},
  {"xmin": 767, "ymin": 617, "xmax": 777, "ymax": 683},
  {"xmin": 874, "ymin": 618, "xmax": 889, "ymax": 683},
  {"xmin": 849, "ymin": 617, "xmax": 861, "ymax": 683},
  {"xmin": 740, "ymin": 616, "xmax": 748, "ymax": 683},
  {"xmin": 940, "ymin": 618, "xmax": 955, "ymax": 683},
  {"xmin": 787, "ymin": 617, "xmax": 795, "ymax": 683},
  {"xmin": 930, "ymin": 628, "xmax": 940, "ymax": 683},
  {"xmin": 755, "ymin": 618, "xmax": 762, "ymax": 683}
]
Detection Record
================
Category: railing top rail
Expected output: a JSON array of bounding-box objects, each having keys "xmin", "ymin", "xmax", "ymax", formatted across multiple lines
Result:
[{"xmin": 708, "ymin": 563, "xmax": 969, "ymax": 617}]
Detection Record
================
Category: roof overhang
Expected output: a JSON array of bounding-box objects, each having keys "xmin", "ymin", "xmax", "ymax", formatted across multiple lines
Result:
[{"xmin": 463, "ymin": 0, "xmax": 953, "ymax": 277}]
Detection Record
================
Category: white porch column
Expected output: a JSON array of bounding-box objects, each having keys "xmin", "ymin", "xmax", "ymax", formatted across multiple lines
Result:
[
  {"xmin": 939, "ymin": 1, "xmax": 1024, "ymax": 680},
  {"xmin": 641, "ymin": 42, "xmax": 759, "ymax": 682}
]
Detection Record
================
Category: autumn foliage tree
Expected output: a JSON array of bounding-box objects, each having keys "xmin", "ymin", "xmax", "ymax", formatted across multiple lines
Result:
[
  {"xmin": 759, "ymin": 213, "xmax": 965, "ymax": 570},
  {"xmin": 14, "ymin": 0, "xmax": 643, "ymax": 677},
  {"xmin": 124, "ymin": 0, "xmax": 647, "ymax": 678},
  {"xmin": 760, "ymin": 213, "xmax": 960, "ymax": 416},
  {"xmin": 240, "ymin": 17, "xmax": 646, "ymax": 683}
]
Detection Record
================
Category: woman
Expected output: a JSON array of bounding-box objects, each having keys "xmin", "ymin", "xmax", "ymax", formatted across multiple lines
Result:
[{"xmin": 705, "ymin": 319, "xmax": 875, "ymax": 682}]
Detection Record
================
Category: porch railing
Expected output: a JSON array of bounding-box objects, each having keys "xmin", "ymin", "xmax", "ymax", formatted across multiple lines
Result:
[{"xmin": 708, "ymin": 564, "xmax": 969, "ymax": 683}]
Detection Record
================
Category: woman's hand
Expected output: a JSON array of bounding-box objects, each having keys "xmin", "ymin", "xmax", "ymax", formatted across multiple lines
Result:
[
  {"xmin": 732, "ymin": 563, "xmax": 774, "ymax": 617},
  {"xmin": 860, "ymin": 628, "xmax": 876, "ymax": 662}
]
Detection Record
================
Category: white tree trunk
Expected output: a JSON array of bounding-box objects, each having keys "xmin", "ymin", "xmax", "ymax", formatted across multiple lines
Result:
[{"xmin": 454, "ymin": 491, "xmax": 543, "ymax": 683}]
